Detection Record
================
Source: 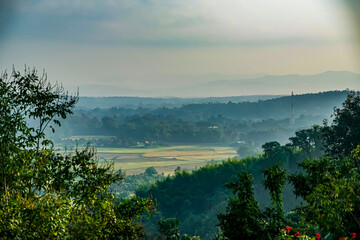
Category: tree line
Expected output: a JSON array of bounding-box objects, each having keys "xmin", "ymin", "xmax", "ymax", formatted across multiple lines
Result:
[{"xmin": 56, "ymin": 110, "xmax": 324, "ymax": 148}]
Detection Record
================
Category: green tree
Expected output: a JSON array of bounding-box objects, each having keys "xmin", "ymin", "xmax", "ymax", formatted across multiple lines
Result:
[
  {"xmin": 288, "ymin": 92, "xmax": 360, "ymax": 235},
  {"xmin": 287, "ymin": 125, "xmax": 323, "ymax": 159},
  {"xmin": 145, "ymin": 166, "xmax": 158, "ymax": 176},
  {"xmin": 157, "ymin": 218, "xmax": 200, "ymax": 240},
  {"xmin": 0, "ymin": 68, "xmax": 152, "ymax": 239},
  {"xmin": 218, "ymin": 164, "xmax": 289, "ymax": 240},
  {"xmin": 0, "ymin": 68, "xmax": 78, "ymax": 197},
  {"xmin": 322, "ymin": 91, "xmax": 360, "ymax": 159},
  {"xmin": 217, "ymin": 172, "xmax": 265, "ymax": 240},
  {"xmin": 158, "ymin": 218, "xmax": 181, "ymax": 240},
  {"xmin": 289, "ymin": 147, "xmax": 360, "ymax": 235},
  {"xmin": 262, "ymin": 162, "xmax": 287, "ymax": 237},
  {"xmin": 262, "ymin": 141, "xmax": 290, "ymax": 163}
]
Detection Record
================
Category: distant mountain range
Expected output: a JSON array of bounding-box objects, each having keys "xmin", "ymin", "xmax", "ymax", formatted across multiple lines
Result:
[{"xmin": 75, "ymin": 71, "xmax": 360, "ymax": 98}]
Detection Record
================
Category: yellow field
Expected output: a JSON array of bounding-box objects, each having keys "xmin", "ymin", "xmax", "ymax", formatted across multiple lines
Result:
[{"xmin": 96, "ymin": 145, "xmax": 236, "ymax": 175}]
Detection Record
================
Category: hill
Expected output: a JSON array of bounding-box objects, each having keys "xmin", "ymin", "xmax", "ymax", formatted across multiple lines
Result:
[
  {"xmin": 176, "ymin": 71, "xmax": 360, "ymax": 97},
  {"xmin": 74, "ymin": 71, "xmax": 360, "ymax": 98},
  {"xmin": 53, "ymin": 90, "xmax": 350, "ymax": 148},
  {"xmin": 150, "ymin": 90, "xmax": 349, "ymax": 121},
  {"xmin": 75, "ymin": 95, "xmax": 282, "ymax": 109}
]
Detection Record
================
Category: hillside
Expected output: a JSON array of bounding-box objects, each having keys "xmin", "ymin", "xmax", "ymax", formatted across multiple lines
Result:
[
  {"xmin": 135, "ymin": 91, "xmax": 360, "ymax": 239},
  {"xmin": 150, "ymin": 90, "xmax": 349, "ymax": 121},
  {"xmin": 136, "ymin": 146, "xmax": 301, "ymax": 239},
  {"xmin": 52, "ymin": 90, "xmax": 349, "ymax": 148},
  {"xmin": 76, "ymin": 95, "xmax": 283, "ymax": 110}
]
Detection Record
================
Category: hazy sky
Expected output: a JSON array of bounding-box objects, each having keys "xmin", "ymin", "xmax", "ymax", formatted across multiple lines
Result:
[{"xmin": 0, "ymin": 0, "xmax": 359, "ymax": 96}]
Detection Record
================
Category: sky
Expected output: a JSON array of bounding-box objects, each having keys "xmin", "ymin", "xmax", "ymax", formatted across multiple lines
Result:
[{"xmin": 0, "ymin": 0, "xmax": 359, "ymax": 97}]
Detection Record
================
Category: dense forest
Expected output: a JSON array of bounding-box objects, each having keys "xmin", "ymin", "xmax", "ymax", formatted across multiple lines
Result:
[
  {"xmin": 76, "ymin": 95, "xmax": 284, "ymax": 110},
  {"xmin": 53, "ymin": 91, "xmax": 347, "ymax": 150},
  {"xmin": 1, "ymin": 69, "xmax": 359, "ymax": 239}
]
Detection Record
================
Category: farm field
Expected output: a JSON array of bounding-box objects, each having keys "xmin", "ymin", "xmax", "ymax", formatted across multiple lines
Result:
[{"xmin": 95, "ymin": 145, "xmax": 237, "ymax": 175}]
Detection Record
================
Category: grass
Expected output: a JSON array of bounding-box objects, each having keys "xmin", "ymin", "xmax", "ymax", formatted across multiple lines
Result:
[{"xmin": 96, "ymin": 145, "xmax": 236, "ymax": 175}]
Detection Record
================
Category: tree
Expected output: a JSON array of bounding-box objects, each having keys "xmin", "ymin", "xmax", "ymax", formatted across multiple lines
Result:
[
  {"xmin": 262, "ymin": 162, "xmax": 287, "ymax": 237},
  {"xmin": 157, "ymin": 218, "xmax": 200, "ymax": 240},
  {"xmin": 218, "ymin": 163, "xmax": 289, "ymax": 240},
  {"xmin": 288, "ymin": 92, "xmax": 360, "ymax": 235},
  {"xmin": 145, "ymin": 166, "xmax": 158, "ymax": 176},
  {"xmin": 262, "ymin": 141, "xmax": 291, "ymax": 163},
  {"xmin": 0, "ymin": 68, "xmax": 152, "ymax": 239},
  {"xmin": 289, "ymin": 148, "xmax": 360, "ymax": 235},
  {"xmin": 322, "ymin": 91, "xmax": 360, "ymax": 159},
  {"xmin": 287, "ymin": 125, "xmax": 323, "ymax": 159},
  {"xmin": 0, "ymin": 68, "xmax": 78, "ymax": 196},
  {"xmin": 217, "ymin": 172, "xmax": 265, "ymax": 239},
  {"xmin": 158, "ymin": 218, "xmax": 181, "ymax": 240}
]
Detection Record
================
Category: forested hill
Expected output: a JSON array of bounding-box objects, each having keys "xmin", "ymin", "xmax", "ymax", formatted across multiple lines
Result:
[
  {"xmin": 54, "ymin": 90, "xmax": 350, "ymax": 148},
  {"xmin": 149, "ymin": 90, "xmax": 348, "ymax": 121},
  {"xmin": 76, "ymin": 95, "xmax": 283, "ymax": 109},
  {"xmin": 74, "ymin": 90, "xmax": 348, "ymax": 121}
]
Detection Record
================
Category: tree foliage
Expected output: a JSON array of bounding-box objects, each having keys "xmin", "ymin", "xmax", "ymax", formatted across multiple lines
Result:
[
  {"xmin": 289, "ymin": 148, "xmax": 360, "ymax": 235},
  {"xmin": 0, "ymin": 68, "xmax": 78, "ymax": 197},
  {"xmin": 145, "ymin": 166, "xmax": 158, "ymax": 176},
  {"xmin": 262, "ymin": 141, "xmax": 291, "ymax": 163},
  {"xmin": 322, "ymin": 91, "xmax": 360, "ymax": 159},
  {"xmin": 287, "ymin": 125, "xmax": 323, "ymax": 159},
  {"xmin": 217, "ymin": 163, "xmax": 288, "ymax": 240},
  {"xmin": 288, "ymin": 91, "xmax": 360, "ymax": 235},
  {"xmin": 0, "ymin": 68, "xmax": 152, "ymax": 239},
  {"xmin": 217, "ymin": 172, "xmax": 265, "ymax": 239},
  {"xmin": 158, "ymin": 218, "xmax": 181, "ymax": 240},
  {"xmin": 263, "ymin": 162, "xmax": 287, "ymax": 212},
  {"xmin": 151, "ymin": 91, "xmax": 360, "ymax": 239}
]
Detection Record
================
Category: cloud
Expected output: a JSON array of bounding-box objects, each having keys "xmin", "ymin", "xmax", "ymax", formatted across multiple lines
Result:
[
  {"xmin": 0, "ymin": 0, "xmax": 354, "ymax": 47},
  {"xmin": 1, "ymin": 0, "xmax": 359, "ymax": 92}
]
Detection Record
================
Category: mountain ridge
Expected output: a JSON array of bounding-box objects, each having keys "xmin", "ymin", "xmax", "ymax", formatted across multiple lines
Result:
[{"xmin": 72, "ymin": 71, "xmax": 360, "ymax": 97}]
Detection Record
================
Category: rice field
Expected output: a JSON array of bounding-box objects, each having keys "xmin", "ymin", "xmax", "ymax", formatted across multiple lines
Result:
[{"xmin": 95, "ymin": 145, "xmax": 237, "ymax": 175}]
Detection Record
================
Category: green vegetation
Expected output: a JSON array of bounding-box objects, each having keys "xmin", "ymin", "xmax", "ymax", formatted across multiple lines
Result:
[
  {"xmin": 53, "ymin": 91, "xmax": 347, "ymax": 148},
  {"xmin": 110, "ymin": 167, "xmax": 165, "ymax": 199},
  {"xmin": 217, "ymin": 172, "xmax": 264, "ymax": 239},
  {"xmin": 137, "ymin": 91, "xmax": 360, "ymax": 239},
  {"xmin": 1, "ymin": 67, "xmax": 359, "ymax": 239},
  {"xmin": 136, "ymin": 157, "xmax": 273, "ymax": 239},
  {"xmin": 0, "ymin": 69, "xmax": 152, "ymax": 239},
  {"xmin": 157, "ymin": 218, "xmax": 200, "ymax": 240},
  {"xmin": 76, "ymin": 95, "xmax": 283, "ymax": 110}
]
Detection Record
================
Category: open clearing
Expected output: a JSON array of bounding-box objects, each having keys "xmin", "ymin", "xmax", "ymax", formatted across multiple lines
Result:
[{"xmin": 96, "ymin": 145, "xmax": 236, "ymax": 175}]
